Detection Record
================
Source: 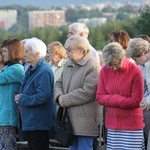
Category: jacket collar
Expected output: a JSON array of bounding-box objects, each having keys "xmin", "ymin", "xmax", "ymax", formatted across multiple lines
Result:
[
  {"xmin": 67, "ymin": 51, "xmax": 92, "ymax": 67},
  {"xmin": 49, "ymin": 58, "xmax": 66, "ymax": 68},
  {"xmin": 30, "ymin": 57, "xmax": 44, "ymax": 71}
]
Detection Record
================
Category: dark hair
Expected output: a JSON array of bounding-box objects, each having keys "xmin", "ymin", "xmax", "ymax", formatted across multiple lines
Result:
[
  {"xmin": 0, "ymin": 45, "xmax": 2, "ymax": 55},
  {"xmin": 0, "ymin": 45, "xmax": 4, "ymax": 64},
  {"xmin": 2, "ymin": 38, "xmax": 24, "ymax": 63},
  {"xmin": 136, "ymin": 34, "xmax": 150, "ymax": 43},
  {"xmin": 110, "ymin": 30, "xmax": 130, "ymax": 49}
]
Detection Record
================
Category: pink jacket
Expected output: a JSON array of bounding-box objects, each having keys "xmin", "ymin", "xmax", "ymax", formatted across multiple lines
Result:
[{"xmin": 96, "ymin": 57, "xmax": 145, "ymax": 130}]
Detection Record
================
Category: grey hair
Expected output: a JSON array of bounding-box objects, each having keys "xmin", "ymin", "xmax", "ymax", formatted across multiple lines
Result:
[
  {"xmin": 126, "ymin": 38, "xmax": 150, "ymax": 58},
  {"xmin": 65, "ymin": 35, "xmax": 90, "ymax": 54},
  {"xmin": 102, "ymin": 42, "xmax": 125, "ymax": 65},
  {"xmin": 24, "ymin": 37, "xmax": 47, "ymax": 57},
  {"xmin": 68, "ymin": 22, "xmax": 89, "ymax": 38}
]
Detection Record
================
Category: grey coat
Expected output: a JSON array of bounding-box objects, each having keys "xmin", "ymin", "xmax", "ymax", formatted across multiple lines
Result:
[{"xmin": 55, "ymin": 51, "xmax": 102, "ymax": 136}]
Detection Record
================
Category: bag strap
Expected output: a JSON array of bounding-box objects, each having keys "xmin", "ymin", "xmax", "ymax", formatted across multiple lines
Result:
[
  {"xmin": 63, "ymin": 108, "xmax": 74, "ymax": 133},
  {"xmin": 57, "ymin": 106, "xmax": 64, "ymax": 121}
]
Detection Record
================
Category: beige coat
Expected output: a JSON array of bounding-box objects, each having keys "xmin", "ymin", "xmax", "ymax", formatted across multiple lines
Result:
[{"xmin": 55, "ymin": 51, "xmax": 102, "ymax": 136}]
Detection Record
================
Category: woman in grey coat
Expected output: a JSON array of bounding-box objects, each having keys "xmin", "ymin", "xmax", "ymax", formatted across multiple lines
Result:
[{"xmin": 55, "ymin": 36, "xmax": 101, "ymax": 150}]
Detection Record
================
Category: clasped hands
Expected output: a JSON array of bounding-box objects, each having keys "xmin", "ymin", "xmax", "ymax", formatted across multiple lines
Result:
[{"xmin": 58, "ymin": 95, "xmax": 65, "ymax": 107}]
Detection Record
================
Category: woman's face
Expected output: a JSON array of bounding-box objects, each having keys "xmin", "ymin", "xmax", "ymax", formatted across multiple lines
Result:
[
  {"xmin": 48, "ymin": 49, "xmax": 61, "ymax": 64},
  {"xmin": 24, "ymin": 48, "xmax": 36, "ymax": 63},
  {"xmin": 65, "ymin": 41, "xmax": 84, "ymax": 61},
  {"xmin": 2, "ymin": 47, "xmax": 9, "ymax": 62},
  {"xmin": 110, "ymin": 35, "xmax": 116, "ymax": 43},
  {"xmin": 108, "ymin": 58, "xmax": 123, "ymax": 71},
  {"xmin": 133, "ymin": 51, "xmax": 150, "ymax": 65}
]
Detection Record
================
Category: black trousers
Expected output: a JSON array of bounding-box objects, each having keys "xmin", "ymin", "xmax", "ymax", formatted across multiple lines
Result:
[{"xmin": 24, "ymin": 130, "xmax": 49, "ymax": 150}]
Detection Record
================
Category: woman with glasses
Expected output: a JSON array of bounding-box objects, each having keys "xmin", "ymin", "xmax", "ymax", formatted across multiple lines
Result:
[
  {"xmin": 0, "ymin": 38, "xmax": 25, "ymax": 150},
  {"xmin": 55, "ymin": 36, "xmax": 101, "ymax": 150},
  {"xmin": 97, "ymin": 42, "xmax": 145, "ymax": 150},
  {"xmin": 126, "ymin": 37, "xmax": 150, "ymax": 149}
]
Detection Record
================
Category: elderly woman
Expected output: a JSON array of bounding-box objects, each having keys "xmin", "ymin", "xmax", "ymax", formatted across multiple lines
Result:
[
  {"xmin": 126, "ymin": 37, "xmax": 150, "ymax": 149},
  {"xmin": 96, "ymin": 42, "xmax": 145, "ymax": 150},
  {"xmin": 55, "ymin": 36, "xmax": 101, "ymax": 150},
  {"xmin": 15, "ymin": 38, "xmax": 56, "ymax": 150},
  {"xmin": 47, "ymin": 41, "xmax": 67, "ymax": 83},
  {"xmin": 0, "ymin": 38, "xmax": 25, "ymax": 149}
]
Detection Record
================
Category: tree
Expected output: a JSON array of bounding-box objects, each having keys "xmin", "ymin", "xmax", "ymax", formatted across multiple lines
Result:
[{"xmin": 134, "ymin": 6, "xmax": 150, "ymax": 36}]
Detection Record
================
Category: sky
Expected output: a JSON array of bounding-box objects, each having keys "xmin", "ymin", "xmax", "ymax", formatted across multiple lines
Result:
[{"xmin": 0, "ymin": 0, "xmax": 144, "ymax": 9}]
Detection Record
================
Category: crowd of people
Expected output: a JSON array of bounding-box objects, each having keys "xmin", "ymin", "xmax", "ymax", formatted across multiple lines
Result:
[{"xmin": 0, "ymin": 22, "xmax": 150, "ymax": 150}]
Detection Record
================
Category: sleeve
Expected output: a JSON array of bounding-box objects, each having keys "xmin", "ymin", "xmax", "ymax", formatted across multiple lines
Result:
[
  {"xmin": 54, "ymin": 72, "xmax": 64, "ymax": 103},
  {"xmin": 18, "ymin": 71, "xmax": 54, "ymax": 107},
  {"xmin": 97, "ymin": 68, "xmax": 144, "ymax": 109},
  {"xmin": 0, "ymin": 65, "xmax": 24, "ymax": 85},
  {"xmin": 62, "ymin": 66, "xmax": 99, "ymax": 107}
]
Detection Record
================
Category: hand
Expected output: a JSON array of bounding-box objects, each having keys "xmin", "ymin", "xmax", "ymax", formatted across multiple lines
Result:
[
  {"xmin": 140, "ymin": 99, "xmax": 149, "ymax": 111},
  {"xmin": 58, "ymin": 95, "xmax": 64, "ymax": 107},
  {"xmin": 14, "ymin": 94, "xmax": 22, "ymax": 104}
]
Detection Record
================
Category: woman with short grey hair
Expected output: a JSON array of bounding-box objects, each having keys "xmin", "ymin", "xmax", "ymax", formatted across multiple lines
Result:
[
  {"xmin": 102, "ymin": 42, "xmax": 125, "ymax": 67},
  {"xmin": 55, "ymin": 35, "xmax": 101, "ymax": 150},
  {"xmin": 126, "ymin": 37, "xmax": 150, "ymax": 149},
  {"xmin": 126, "ymin": 38, "xmax": 150, "ymax": 62},
  {"xmin": 97, "ymin": 42, "xmax": 145, "ymax": 150}
]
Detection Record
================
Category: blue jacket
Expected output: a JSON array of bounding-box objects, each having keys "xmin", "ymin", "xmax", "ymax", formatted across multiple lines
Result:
[
  {"xmin": 18, "ymin": 58, "xmax": 56, "ymax": 131},
  {"xmin": 0, "ymin": 64, "xmax": 25, "ymax": 126}
]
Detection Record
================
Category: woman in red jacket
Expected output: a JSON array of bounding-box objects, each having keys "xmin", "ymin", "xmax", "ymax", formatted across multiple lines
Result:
[{"xmin": 96, "ymin": 42, "xmax": 145, "ymax": 150}]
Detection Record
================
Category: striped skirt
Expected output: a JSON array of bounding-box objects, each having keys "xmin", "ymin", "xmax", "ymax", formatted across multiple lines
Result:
[{"xmin": 107, "ymin": 129, "xmax": 145, "ymax": 150}]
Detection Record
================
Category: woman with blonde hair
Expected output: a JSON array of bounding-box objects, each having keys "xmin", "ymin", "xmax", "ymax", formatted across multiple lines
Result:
[{"xmin": 47, "ymin": 41, "xmax": 67, "ymax": 83}]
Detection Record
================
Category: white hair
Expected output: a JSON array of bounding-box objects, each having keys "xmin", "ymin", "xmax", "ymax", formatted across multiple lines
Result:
[
  {"xmin": 68, "ymin": 22, "xmax": 89, "ymax": 38},
  {"xmin": 24, "ymin": 37, "xmax": 47, "ymax": 57}
]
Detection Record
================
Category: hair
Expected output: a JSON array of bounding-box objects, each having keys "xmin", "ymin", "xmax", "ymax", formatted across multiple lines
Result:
[
  {"xmin": 65, "ymin": 36, "xmax": 90, "ymax": 54},
  {"xmin": 102, "ymin": 42, "xmax": 125, "ymax": 65},
  {"xmin": 0, "ymin": 45, "xmax": 2, "ymax": 55},
  {"xmin": 136, "ymin": 34, "xmax": 150, "ymax": 43},
  {"xmin": 1, "ymin": 38, "xmax": 24, "ymax": 63},
  {"xmin": 68, "ymin": 22, "xmax": 89, "ymax": 38},
  {"xmin": 0, "ymin": 45, "xmax": 4, "ymax": 64},
  {"xmin": 110, "ymin": 30, "xmax": 130, "ymax": 49},
  {"xmin": 126, "ymin": 38, "xmax": 150, "ymax": 58},
  {"xmin": 24, "ymin": 37, "xmax": 46, "ymax": 57},
  {"xmin": 47, "ymin": 41, "xmax": 67, "ymax": 59}
]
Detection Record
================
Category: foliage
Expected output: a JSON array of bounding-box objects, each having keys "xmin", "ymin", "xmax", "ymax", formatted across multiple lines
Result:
[
  {"xmin": 0, "ymin": 4, "xmax": 149, "ymax": 51},
  {"xmin": 133, "ymin": 6, "xmax": 150, "ymax": 36}
]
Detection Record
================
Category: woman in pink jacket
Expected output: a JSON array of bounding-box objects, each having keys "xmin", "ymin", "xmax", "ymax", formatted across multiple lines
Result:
[{"xmin": 96, "ymin": 42, "xmax": 145, "ymax": 150}]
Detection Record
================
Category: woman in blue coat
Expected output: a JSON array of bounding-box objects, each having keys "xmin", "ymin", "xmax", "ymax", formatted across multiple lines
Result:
[
  {"xmin": 15, "ymin": 38, "xmax": 56, "ymax": 150},
  {"xmin": 0, "ymin": 38, "xmax": 25, "ymax": 150}
]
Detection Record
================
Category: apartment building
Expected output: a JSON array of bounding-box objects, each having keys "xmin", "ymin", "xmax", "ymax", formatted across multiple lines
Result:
[
  {"xmin": 29, "ymin": 10, "xmax": 67, "ymax": 30},
  {"xmin": 0, "ymin": 10, "xmax": 17, "ymax": 30}
]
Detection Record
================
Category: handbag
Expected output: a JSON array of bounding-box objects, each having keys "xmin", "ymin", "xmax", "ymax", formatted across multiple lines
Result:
[{"xmin": 55, "ymin": 106, "xmax": 74, "ymax": 147}]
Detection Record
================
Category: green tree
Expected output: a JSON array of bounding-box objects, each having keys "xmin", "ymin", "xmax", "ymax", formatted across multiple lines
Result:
[{"xmin": 133, "ymin": 6, "xmax": 150, "ymax": 36}]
